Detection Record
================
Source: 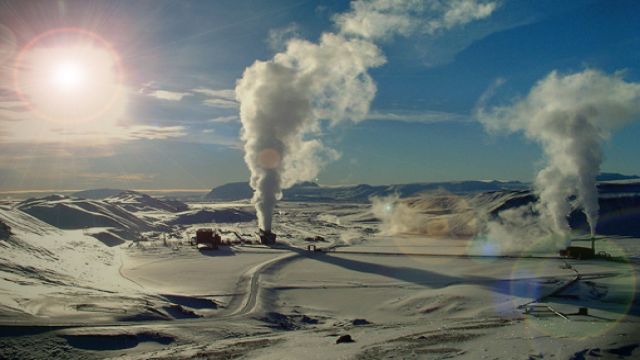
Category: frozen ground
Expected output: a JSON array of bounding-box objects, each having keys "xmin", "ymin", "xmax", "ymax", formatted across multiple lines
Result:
[{"xmin": 0, "ymin": 199, "xmax": 639, "ymax": 359}]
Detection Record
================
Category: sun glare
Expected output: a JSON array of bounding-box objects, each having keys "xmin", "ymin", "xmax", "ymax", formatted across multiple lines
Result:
[
  {"xmin": 14, "ymin": 28, "xmax": 125, "ymax": 124},
  {"xmin": 51, "ymin": 61, "xmax": 86, "ymax": 91}
]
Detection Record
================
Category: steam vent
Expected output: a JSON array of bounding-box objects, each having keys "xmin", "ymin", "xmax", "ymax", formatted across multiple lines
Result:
[{"xmin": 259, "ymin": 229, "xmax": 276, "ymax": 245}]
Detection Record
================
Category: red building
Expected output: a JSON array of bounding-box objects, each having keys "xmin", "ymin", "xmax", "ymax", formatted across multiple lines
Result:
[{"xmin": 195, "ymin": 228, "xmax": 222, "ymax": 250}]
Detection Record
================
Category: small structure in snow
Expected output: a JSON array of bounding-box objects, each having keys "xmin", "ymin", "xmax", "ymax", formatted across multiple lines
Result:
[
  {"xmin": 560, "ymin": 237, "xmax": 596, "ymax": 259},
  {"xmin": 336, "ymin": 334, "xmax": 354, "ymax": 344},
  {"xmin": 523, "ymin": 304, "xmax": 568, "ymax": 319},
  {"xmin": 259, "ymin": 229, "xmax": 276, "ymax": 245},
  {"xmin": 194, "ymin": 228, "xmax": 221, "ymax": 250},
  {"xmin": 351, "ymin": 318, "xmax": 371, "ymax": 326},
  {"xmin": 306, "ymin": 244, "xmax": 325, "ymax": 253},
  {"xmin": 577, "ymin": 307, "xmax": 589, "ymax": 316},
  {"xmin": 304, "ymin": 235, "xmax": 326, "ymax": 242}
]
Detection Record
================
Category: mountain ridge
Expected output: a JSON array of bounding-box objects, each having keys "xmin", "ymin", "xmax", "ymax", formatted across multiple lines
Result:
[{"xmin": 205, "ymin": 173, "xmax": 639, "ymax": 202}]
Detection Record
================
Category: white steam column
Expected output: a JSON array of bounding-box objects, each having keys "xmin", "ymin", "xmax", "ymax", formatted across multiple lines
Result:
[
  {"xmin": 480, "ymin": 70, "xmax": 640, "ymax": 242},
  {"xmin": 235, "ymin": 0, "xmax": 500, "ymax": 240}
]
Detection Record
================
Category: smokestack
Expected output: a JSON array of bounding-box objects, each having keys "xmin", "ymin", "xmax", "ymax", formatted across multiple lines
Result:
[
  {"xmin": 235, "ymin": 1, "xmax": 499, "ymax": 230},
  {"xmin": 479, "ymin": 70, "xmax": 640, "ymax": 241}
]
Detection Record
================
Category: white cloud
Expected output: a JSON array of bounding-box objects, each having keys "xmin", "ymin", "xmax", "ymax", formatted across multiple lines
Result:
[
  {"xmin": 0, "ymin": 108, "xmax": 28, "ymax": 122},
  {"xmin": 475, "ymin": 77, "xmax": 506, "ymax": 110},
  {"xmin": 147, "ymin": 89, "xmax": 191, "ymax": 101},
  {"xmin": 77, "ymin": 172, "xmax": 156, "ymax": 182},
  {"xmin": 335, "ymin": 0, "xmax": 499, "ymax": 41},
  {"xmin": 192, "ymin": 88, "xmax": 235, "ymax": 98},
  {"xmin": 201, "ymin": 98, "xmax": 238, "ymax": 109},
  {"xmin": 210, "ymin": 115, "xmax": 239, "ymax": 123},
  {"xmin": 427, "ymin": 0, "xmax": 498, "ymax": 34},
  {"xmin": 192, "ymin": 88, "xmax": 238, "ymax": 108},
  {"xmin": 140, "ymin": 84, "xmax": 238, "ymax": 108},
  {"xmin": 116, "ymin": 125, "xmax": 188, "ymax": 140},
  {"xmin": 365, "ymin": 109, "xmax": 469, "ymax": 123},
  {"xmin": 3, "ymin": 119, "xmax": 187, "ymax": 144},
  {"xmin": 267, "ymin": 23, "xmax": 301, "ymax": 51}
]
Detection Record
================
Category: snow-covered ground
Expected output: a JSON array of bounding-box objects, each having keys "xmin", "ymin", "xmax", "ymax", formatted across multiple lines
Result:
[{"xmin": 0, "ymin": 196, "xmax": 639, "ymax": 359}]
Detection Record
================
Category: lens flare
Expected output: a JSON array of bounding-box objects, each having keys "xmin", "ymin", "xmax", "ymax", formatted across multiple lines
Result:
[
  {"xmin": 257, "ymin": 148, "xmax": 282, "ymax": 169},
  {"xmin": 13, "ymin": 27, "xmax": 125, "ymax": 123},
  {"xmin": 509, "ymin": 238, "xmax": 637, "ymax": 340}
]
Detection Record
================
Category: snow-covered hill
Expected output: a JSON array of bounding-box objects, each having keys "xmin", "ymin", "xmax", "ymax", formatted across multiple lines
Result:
[
  {"xmin": 104, "ymin": 190, "xmax": 188, "ymax": 213},
  {"xmin": 0, "ymin": 205, "xmax": 60, "ymax": 239},
  {"xmin": 0, "ymin": 220, "xmax": 9, "ymax": 239},
  {"xmin": 0, "ymin": 204, "xmax": 184, "ymax": 324},
  {"xmin": 17, "ymin": 195, "xmax": 156, "ymax": 234},
  {"xmin": 72, "ymin": 188, "xmax": 128, "ymax": 199}
]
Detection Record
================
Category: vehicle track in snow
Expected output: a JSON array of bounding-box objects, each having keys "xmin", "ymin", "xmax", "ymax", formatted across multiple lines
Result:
[{"xmin": 223, "ymin": 250, "xmax": 300, "ymax": 317}]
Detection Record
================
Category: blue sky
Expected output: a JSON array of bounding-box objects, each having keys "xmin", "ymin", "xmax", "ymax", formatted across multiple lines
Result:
[{"xmin": 0, "ymin": 0, "xmax": 638, "ymax": 191}]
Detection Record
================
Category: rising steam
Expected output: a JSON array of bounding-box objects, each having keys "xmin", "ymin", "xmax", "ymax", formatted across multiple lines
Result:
[
  {"xmin": 371, "ymin": 192, "xmax": 478, "ymax": 237},
  {"xmin": 235, "ymin": 35, "xmax": 383, "ymax": 230},
  {"xmin": 236, "ymin": 0, "xmax": 498, "ymax": 231},
  {"xmin": 479, "ymin": 69, "xmax": 640, "ymax": 248}
]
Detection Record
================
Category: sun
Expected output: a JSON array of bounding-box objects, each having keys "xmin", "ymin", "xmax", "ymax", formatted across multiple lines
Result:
[
  {"xmin": 14, "ymin": 28, "xmax": 125, "ymax": 123},
  {"xmin": 51, "ymin": 61, "xmax": 86, "ymax": 91}
]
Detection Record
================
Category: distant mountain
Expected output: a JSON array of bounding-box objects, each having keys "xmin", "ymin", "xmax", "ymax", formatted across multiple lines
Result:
[
  {"xmin": 206, "ymin": 173, "xmax": 640, "ymax": 203},
  {"xmin": 470, "ymin": 187, "xmax": 640, "ymax": 237},
  {"xmin": 72, "ymin": 188, "xmax": 128, "ymax": 199},
  {"xmin": 205, "ymin": 182, "xmax": 254, "ymax": 201},
  {"xmin": 596, "ymin": 172, "xmax": 640, "ymax": 182},
  {"xmin": 167, "ymin": 208, "xmax": 256, "ymax": 225},
  {"xmin": 205, "ymin": 180, "xmax": 529, "ymax": 203},
  {"xmin": 597, "ymin": 181, "xmax": 640, "ymax": 194},
  {"xmin": 104, "ymin": 190, "xmax": 188, "ymax": 213}
]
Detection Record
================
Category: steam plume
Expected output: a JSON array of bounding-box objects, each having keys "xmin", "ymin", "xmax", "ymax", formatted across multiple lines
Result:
[
  {"xmin": 479, "ymin": 70, "xmax": 640, "ymax": 239},
  {"xmin": 235, "ymin": 35, "xmax": 383, "ymax": 230},
  {"xmin": 236, "ymin": 0, "xmax": 498, "ymax": 231},
  {"xmin": 371, "ymin": 192, "xmax": 478, "ymax": 237}
]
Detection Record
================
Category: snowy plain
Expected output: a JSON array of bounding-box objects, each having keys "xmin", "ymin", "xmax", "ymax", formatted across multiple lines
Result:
[{"xmin": 0, "ymin": 192, "xmax": 638, "ymax": 359}]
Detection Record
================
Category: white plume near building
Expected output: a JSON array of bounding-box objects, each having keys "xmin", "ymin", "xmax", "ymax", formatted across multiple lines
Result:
[
  {"xmin": 236, "ymin": 0, "xmax": 499, "ymax": 231},
  {"xmin": 479, "ymin": 69, "xmax": 640, "ymax": 249},
  {"xmin": 235, "ymin": 34, "xmax": 383, "ymax": 231}
]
